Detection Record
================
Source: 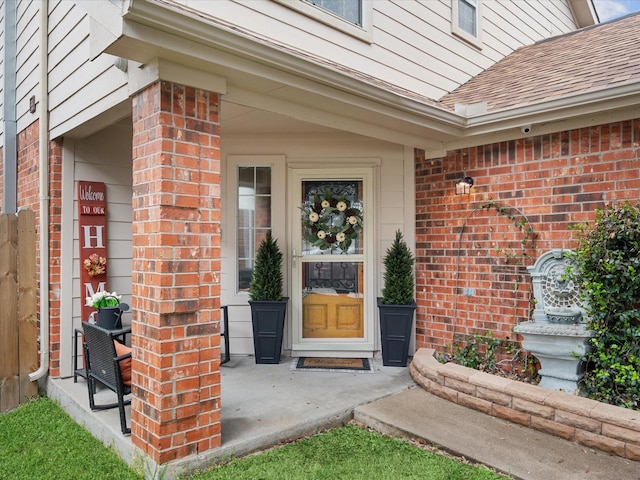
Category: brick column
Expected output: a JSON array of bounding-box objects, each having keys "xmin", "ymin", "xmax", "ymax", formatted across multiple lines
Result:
[{"xmin": 131, "ymin": 81, "xmax": 221, "ymax": 463}]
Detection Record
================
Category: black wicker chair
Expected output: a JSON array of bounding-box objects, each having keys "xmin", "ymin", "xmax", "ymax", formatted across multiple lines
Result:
[{"xmin": 82, "ymin": 322, "xmax": 132, "ymax": 435}]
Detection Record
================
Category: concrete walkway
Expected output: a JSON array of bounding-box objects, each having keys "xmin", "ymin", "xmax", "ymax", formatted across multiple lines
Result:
[{"xmin": 354, "ymin": 387, "xmax": 640, "ymax": 480}]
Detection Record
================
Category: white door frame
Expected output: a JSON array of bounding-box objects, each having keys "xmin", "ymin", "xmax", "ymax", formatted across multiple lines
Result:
[{"xmin": 288, "ymin": 164, "xmax": 376, "ymax": 357}]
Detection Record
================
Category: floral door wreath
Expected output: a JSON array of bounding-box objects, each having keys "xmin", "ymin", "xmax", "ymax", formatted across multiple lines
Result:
[{"xmin": 301, "ymin": 190, "xmax": 363, "ymax": 252}]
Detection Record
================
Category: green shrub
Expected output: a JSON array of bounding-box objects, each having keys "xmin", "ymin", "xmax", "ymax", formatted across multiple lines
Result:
[
  {"xmin": 381, "ymin": 230, "xmax": 415, "ymax": 305},
  {"xmin": 568, "ymin": 203, "xmax": 640, "ymax": 409},
  {"xmin": 249, "ymin": 231, "xmax": 284, "ymax": 301}
]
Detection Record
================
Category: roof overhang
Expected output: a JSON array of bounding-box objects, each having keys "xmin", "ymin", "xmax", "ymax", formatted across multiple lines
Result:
[
  {"xmin": 569, "ymin": 0, "xmax": 599, "ymax": 27},
  {"xmin": 85, "ymin": 0, "xmax": 462, "ymax": 151}
]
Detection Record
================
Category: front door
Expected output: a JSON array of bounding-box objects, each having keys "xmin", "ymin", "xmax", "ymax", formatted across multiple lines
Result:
[{"xmin": 290, "ymin": 167, "xmax": 375, "ymax": 357}]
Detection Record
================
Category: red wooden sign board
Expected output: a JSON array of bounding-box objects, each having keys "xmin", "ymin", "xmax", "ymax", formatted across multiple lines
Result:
[{"xmin": 78, "ymin": 181, "xmax": 108, "ymax": 322}]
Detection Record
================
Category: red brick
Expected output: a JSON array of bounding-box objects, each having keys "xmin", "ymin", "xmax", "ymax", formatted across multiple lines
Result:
[
  {"xmin": 414, "ymin": 119, "xmax": 640, "ymax": 359},
  {"xmin": 131, "ymin": 80, "xmax": 221, "ymax": 463}
]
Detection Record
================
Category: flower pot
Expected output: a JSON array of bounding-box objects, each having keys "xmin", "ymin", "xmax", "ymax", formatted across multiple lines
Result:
[
  {"xmin": 96, "ymin": 307, "xmax": 122, "ymax": 330},
  {"xmin": 378, "ymin": 298, "xmax": 416, "ymax": 367},
  {"xmin": 249, "ymin": 298, "xmax": 288, "ymax": 364}
]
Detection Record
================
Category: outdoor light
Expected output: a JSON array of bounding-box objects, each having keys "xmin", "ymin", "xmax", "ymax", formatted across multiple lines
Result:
[{"xmin": 455, "ymin": 176, "xmax": 474, "ymax": 195}]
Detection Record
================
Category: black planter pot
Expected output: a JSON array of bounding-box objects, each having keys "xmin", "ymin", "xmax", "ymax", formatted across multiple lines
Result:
[
  {"xmin": 249, "ymin": 298, "xmax": 288, "ymax": 364},
  {"xmin": 96, "ymin": 307, "xmax": 122, "ymax": 330},
  {"xmin": 378, "ymin": 298, "xmax": 416, "ymax": 367}
]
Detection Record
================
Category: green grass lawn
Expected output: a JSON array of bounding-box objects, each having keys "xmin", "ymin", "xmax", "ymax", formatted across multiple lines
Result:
[
  {"xmin": 0, "ymin": 397, "xmax": 507, "ymax": 480},
  {"xmin": 0, "ymin": 397, "xmax": 141, "ymax": 480},
  {"xmin": 188, "ymin": 425, "xmax": 506, "ymax": 480}
]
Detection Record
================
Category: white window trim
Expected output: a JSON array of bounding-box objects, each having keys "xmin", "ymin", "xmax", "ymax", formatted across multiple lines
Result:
[
  {"xmin": 224, "ymin": 155, "xmax": 286, "ymax": 305},
  {"xmin": 274, "ymin": 0, "xmax": 373, "ymax": 43},
  {"xmin": 452, "ymin": 0, "xmax": 483, "ymax": 49}
]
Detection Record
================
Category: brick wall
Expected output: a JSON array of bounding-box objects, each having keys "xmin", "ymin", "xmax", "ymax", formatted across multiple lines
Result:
[
  {"xmin": 131, "ymin": 81, "xmax": 222, "ymax": 463},
  {"xmin": 48, "ymin": 139, "xmax": 63, "ymax": 376},
  {"xmin": 16, "ymin": 122, "xmax": 43, "ymax": 373},
  {"xmin": 14, "ymin": 120, "xmax": 64, "ymax": 377},
  {"xmin": 17, "ymin": 121, "xmax": 40, "ymax": 212},
  {"xmin": 415, "ymin": 119, "xmax": 640, "ymax": 355}
]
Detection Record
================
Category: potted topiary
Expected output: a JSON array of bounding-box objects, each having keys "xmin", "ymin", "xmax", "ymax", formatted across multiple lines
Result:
[
  {"xmin": 378, "ymin": 230, "xmax": 416, "ymax": 367},
  {"xmin": 248, "ymin": 231, "xmax": 288, "ymax": 364}
]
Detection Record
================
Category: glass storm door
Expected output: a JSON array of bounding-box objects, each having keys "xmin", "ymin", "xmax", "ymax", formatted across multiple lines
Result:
[{"xmin": 290, "ymin": 168, "xmax": 375, "ymax": 357}]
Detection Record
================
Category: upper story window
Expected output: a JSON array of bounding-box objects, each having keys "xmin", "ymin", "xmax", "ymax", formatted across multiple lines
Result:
[
  {"xmin": 303, "ymin": 0, "xmax": 362, "ymax": 26},
  {"xmin": 452, "ymin": 0, "xmax": 482, "ymax": 48},
  {"xmin": 275, "ymin": 0, "xmax": 372, "ymax": 42}
]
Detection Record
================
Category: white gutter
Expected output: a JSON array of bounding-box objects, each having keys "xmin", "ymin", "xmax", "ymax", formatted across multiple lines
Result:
[
  {"xmin": 464, "ymin": 80, "xmax": 640, "ymax": 131},
  {"xmin": 30, "ymin": 0, "xmax": 50, "ymax": 382}
]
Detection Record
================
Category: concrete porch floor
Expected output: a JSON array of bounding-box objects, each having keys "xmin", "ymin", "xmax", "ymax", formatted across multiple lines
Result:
[{"xmin": 47, "ymin": 355, "xmax": 416, "ymax": 477}]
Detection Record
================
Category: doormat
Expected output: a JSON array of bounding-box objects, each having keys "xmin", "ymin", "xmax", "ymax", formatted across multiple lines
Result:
[{"xmin": 290, "ymin": 357, "xmax": 374, "ymax": 374}]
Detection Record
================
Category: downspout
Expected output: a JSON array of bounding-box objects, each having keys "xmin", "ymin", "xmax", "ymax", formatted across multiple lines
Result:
[
  {"xmin": 29, "ymin": 0, "xmax": 50, "ymax": 381},
  {"xmin": 2, "ymin": 0, "xmax": 17, "ymax": 214}
]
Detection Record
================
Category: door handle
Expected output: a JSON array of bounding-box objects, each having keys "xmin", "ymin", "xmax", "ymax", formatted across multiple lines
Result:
[{"xmin": 292, "ymin": 248, "xmax": 301, "ymax": 268}]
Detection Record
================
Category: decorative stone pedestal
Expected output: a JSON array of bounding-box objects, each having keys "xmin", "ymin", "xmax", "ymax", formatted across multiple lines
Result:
[
  {"xmin": 514, "ymin": 322, "xmax": 592, "ymax": 392},
  {"xmin": 514, "ymin": 249, "xmax": 593, "ymax": 393}
]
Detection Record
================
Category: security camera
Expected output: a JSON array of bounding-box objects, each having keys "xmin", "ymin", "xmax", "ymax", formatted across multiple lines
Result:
[{"xmin": 521, "ymin": 125, "xmax": 532, "ymax": 134}]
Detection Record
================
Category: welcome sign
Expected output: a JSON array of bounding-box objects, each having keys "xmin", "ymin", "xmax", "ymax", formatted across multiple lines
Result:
[{"xmin": 77, "ymin": 181, "xmax": 108, "ymax": 322}]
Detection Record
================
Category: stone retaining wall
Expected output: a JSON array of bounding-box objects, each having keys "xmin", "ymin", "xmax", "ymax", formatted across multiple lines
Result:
[{"xmin": 410, "ymin": 348, "xmax": 640, "ymax": 461}]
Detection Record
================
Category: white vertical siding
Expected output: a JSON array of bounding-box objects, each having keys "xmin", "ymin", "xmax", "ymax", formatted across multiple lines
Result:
[
  {"xmin": 70, "ymin": 120, "xmax": 133, "ymax": 333},
  {"xmin": 47, "ymin": 0, "xmax": 129, "ymax": 139},
  {"xmin": 14, "ymin": 0, "xmax": 40, "ymax": 134},
  {"xmin": 221, "ymin": 133, "xmax": 409, "ymax": 356}
]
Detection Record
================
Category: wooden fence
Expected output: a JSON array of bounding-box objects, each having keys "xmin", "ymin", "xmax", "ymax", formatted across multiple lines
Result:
[{"xmin": 0, "ymin": 210, "xmax": 38, "ymax": 412}]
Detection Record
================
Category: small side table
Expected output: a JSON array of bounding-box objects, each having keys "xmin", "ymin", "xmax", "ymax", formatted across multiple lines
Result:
[{"xmin": 73, "ymin": 327, "xmax": 87, "ymax": 382}]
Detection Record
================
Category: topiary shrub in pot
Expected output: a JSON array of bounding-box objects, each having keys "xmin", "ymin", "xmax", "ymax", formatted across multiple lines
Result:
[
  {"xmin": 378, "ymin": 230, "xmax": 416, "ymax": 367},
  {"xmin": 248, "ymin": 231, "xmax": 288, "ymax": 364}
]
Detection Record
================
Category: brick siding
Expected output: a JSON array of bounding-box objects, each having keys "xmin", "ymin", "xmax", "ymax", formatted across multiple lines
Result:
[
  {"xmin": 48, "ymin": 139, "xmax": 63, "ymax": 376},
  {"xmin": 130, "ymin": 81, "xmax": 222, "ymax": 463},
  {"xmin": 414, "ymin": 119, "xmax": 640, "ymax": 356},
  {"xmin": 14, "ymin": 121, "xmax": 64, "ymax": 376}
]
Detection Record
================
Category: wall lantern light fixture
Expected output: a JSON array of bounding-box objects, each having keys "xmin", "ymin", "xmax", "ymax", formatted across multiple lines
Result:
[{"xmin": 455, "ymin": 176, "xmax": 474, "ymax": 195}]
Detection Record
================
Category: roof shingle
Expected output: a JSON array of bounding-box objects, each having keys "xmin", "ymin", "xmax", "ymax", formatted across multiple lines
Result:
[{"xmin": 440, "ymin": 13, "xmax": 640, "ymax": 112}]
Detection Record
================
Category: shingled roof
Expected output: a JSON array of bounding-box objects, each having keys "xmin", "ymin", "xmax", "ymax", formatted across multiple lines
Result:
[{"xmin": 440, "ymin": 12, "xmax": 640, "ymax": 113}]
